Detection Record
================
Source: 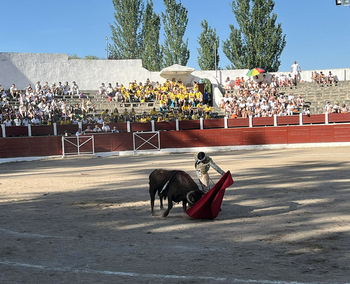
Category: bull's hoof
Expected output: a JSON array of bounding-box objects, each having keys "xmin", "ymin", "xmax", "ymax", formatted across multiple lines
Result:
[{"xmin": 162, "ymin": 211, "xmax": 169, "ymax": 217}]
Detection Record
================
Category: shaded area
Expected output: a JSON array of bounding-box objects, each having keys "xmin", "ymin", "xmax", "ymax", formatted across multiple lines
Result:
[{"xmin": 0, "ymin": 149, "xmax": 350, "ymax": 283}]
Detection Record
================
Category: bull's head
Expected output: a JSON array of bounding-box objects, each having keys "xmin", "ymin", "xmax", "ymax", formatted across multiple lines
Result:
[{"xmin": 186, "ymin": 190, "xmax": 204, "ymax": 207}]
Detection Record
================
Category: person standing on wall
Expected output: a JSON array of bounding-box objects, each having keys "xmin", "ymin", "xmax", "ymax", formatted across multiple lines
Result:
[{"xmin": 290, "ymin": 61, "xmax": 302, "ymax": 86}]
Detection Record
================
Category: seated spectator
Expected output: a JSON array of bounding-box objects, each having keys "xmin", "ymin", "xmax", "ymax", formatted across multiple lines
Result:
[
  {"xmin": 76, "ymin": 128, "xmax": 83, "ymax": 136},
  {"xmin": 224, "ymin": 77, "xmax": 231, "ymax": 90},
  {"xmin": 13, "ymin": 115, "xmax": 22, "ymax": 126},
  {"xmin": 10, "ymin": 84, "xmax": 18, "ymax": 100},
  {"xmin": 325, "ymin": 102, "xmax": 332, "ymax": 114},
  {"xmin": 93, "ymin": 124, "xmax": 102, "ymax": 132},
  {"xmin": 286, "ymin": 102, "xmax": 295, "ymax": 116},
  {"xmin": 101, "ymin": 122, "xmax": 110, "ymax": 132},
  {"xmin": 279, "ymin": 74, "xmax": 287, "ymax": 87},
  {"xmin": 302, "ymin": 107, "xmax": 310, "ymax": 116},
  {"xmin": 297, "ymin": 95, "xmax": 304, "ymax": 109},
  {"xmin": 55, "ymin": 82, "xmax": 64, "ymax": 96},
  {"xmin": 341, "ymin": 104, "xmax": 348, "ymax": 113},
  {"xmin": 332, "ymin": 102, "xmax": 341, "ymax": 113},
  {"xmin": 71, "ymin": 81, "xmax": 79, "ymax": 95},
  {"xmin": 31, "ymin": 115, "xmax": 40, "ymax": 125},
  {"xmin": 4, "ymin": 117, "xmax": 12, "ymax": 126},
  {"xmin": 63, "ymin": 81, "xmax": 70, "ymax": 95},
  {"xmin": 99, "ymin": 83, "xmax": 107, "ymax": 96},
  {"xmin": 111, "ymin": 126, "xmax": 120, "ymax": 133},
  {"xmin": 270, "ymin": 74, "xmax": 277, "ymax": 87},
  {"xmin": 319, "ymin": 72, "xmax": 326, "ymax": 84},
  {"xmin": 327, "ymin": 71, "xmax": 335, "ymax": 85},
  {"xmin": 311, "ymin": 71, "xmax": 319, "ymax": 83},
  {"xmin": 95, "ymin": 116, "xmax": 104, "ymax": 124},
  {"xmin": 85, "ymin": 125, "xmax": 94, "ymax": 133}
]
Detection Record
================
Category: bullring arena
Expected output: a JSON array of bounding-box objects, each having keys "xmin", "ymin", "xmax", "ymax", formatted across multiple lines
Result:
[{"xmin": 1, "ymin": 146, "xmax": 350, "ymax": 284}]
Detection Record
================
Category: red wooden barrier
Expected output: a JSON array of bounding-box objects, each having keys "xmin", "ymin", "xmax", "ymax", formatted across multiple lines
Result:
[
  {"xmin": 253, "ymin": 116, "xmax": 274, "ymax": 127},
  {"xmin": 31, "ymin": 125, "xmax": 54, "ymax": 136},
  {"xmin": 329, "ymin": 113, "xmax": 350, "ymax": 123},
  {"xmin": 155, "ymin": 121, "xmax": 177, "ymax": 131},
  {"xmin": 179, "ymin": 120, "xmax": 200, "ymax": 130},
  {"xmin": 227, "ymin": 117, "xmax": 249, "ymax": 128},
  {"xmin": 4, "ymin": 126, "xmax": 28, "ymax": 137},
  {"xmin": 131, "ymin": 122, "xmax": 152, "ymax": 132},
  {"xmin": 204, "ymin": 119, "xmax": 224, "ymax": 129},
  {"xmin": 3, "ymin": 123, "xmax": 350, "ymax": 159},
  {"xmin": 302, "ymin": 114, "xmax": 324, "ymax": 124},
  {"xmin": 57, "ymin": 124, "xmax": 79, "ymax": 135},
  {"xmin": 0, "ymin": 136, "xmax": 61, "ymax": 158},
  {"xmin": 277, "ymin": 115, "xmax": 300, "ymax": 125}
]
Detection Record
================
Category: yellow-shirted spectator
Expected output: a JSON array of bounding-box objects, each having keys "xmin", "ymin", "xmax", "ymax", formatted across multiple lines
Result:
[
  {"xmin": 122, "ymin": 108, "xmax": 129, "ymax": 116},
  {"xmin": 193, "ymin": 81, "xmax": 199, "ymax": 92},
  {"xmin": 205, "ymin": 112, "xmax": 211, "ymax": 120},
  {"xmin": 150, "ymin": 107, "xmax": 157, "ymax": 116},
  {"xmin": 204, "ymin": 103, "xmax": 212, "ymax": 114},
  {"xmin": 195, "ymin": 90, "xmax": 203, "ymax": 105},
  {"xmin": 140, "ymin": 115, "xmax": 147, "ymax": 123},
  {"xmin": 157, "ymin": 115, "xmax": 164, "ymax": 122}
]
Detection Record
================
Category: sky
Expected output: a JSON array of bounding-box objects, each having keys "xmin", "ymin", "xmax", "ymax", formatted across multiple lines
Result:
[{"xmin": 1, "ymin": 0, "xmax": 349, "ymax": 73}]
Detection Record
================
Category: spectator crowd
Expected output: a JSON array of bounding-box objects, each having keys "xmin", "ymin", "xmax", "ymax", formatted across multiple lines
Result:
[{"xmin": 0, "ymin": 70, "xmax": 347, "ymax": 130}]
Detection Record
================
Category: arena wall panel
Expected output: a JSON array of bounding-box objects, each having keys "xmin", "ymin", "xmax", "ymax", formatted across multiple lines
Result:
[
  {"xmin": 160, "ymin": 130, "xmax": 199, "ymax": 149},
  {"xmin": 302, "ymin": 114, "xmax": 325, "ymax": 124},
  {"xmin": 204, "ymin": 119, "xmax": 224, "ymax": 129},
  {"xmin": 253, "ymin": 117, "xmax": 274, "ymax": 127},
  {"xmin": 155, "ymin": 121, "xmax": 177, "ymax": 131},
  {"xmin": 31, "ymin": 125, "xmax": 54, "ymax": 136},
  {"xmin": 111, "ymin": 133, "xmax": 133, "ymax": 151},
  {"xmin": 242, "ymin": 128, "xmax": 266, "ymax": 145},
  {"xmin": 309, "ymin": 125, "xmax": 334, "ymax": 143},
  {"xmin": 57, "ymin": 124, "xmax": 79, "ymax": 135},
  {"xmin": 227, "ymin": 118, "xmax": 249, "ymax": 128},
  {"xmin": 94, "ymin": 133, "xmax": 113, "ymax": 152},
  {"xmin": 329, "ymin": 113, "xmax": 350, "ymax": 123},
  {"xmin": 287, "ymin": 126, "xmax": 311, "ymax": 144},
  {"xmin": 179, "ymin": 120, "xmax": 200, "ymax": 130},
  {"xmin": 5, "ymin": 126, "xmax": 28, "ymax": 137},
  {"xmin": 197, "ymin": 129, "xmax": 221, "ymax": 147},
  {"xmin": 277, "ymin": 116, "xmax": 300, "ymax": 125},
  {"xmin": 219, "ymin": 128, "xmax": 243, "ymax": 146},
  {"xmin": 333, "ymin": 124, "xmax": 350, "ymax": 142},
  {"xmin": 131, "ymin": 122, "xmax": 152, "ymax": 132},
  {"xmin": 264, "ymin": 127, "xmax": 288, "ymax": 144}
]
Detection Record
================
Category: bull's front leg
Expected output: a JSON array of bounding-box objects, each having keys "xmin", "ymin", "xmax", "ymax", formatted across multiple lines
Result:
[
  {"xmin": 182, "ymin": 200, "xmax": 187, "ymax": 212},
  {"xmin": 163, "ymin": 197, "xmax": 173, "ymax": 217},
  {"xmin": 159, "ymin": 195, "xmax": 163, "ymax": 210},
  {"xmin": 150, "ymin": 189, "xmax": 156, "ymax": 216}
]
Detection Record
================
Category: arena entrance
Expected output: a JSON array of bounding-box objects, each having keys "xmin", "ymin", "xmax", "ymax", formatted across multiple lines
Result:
[
  {"xmin": 133, "ymin": 131, "xmax": 160, "ymax": 153},
  {"xmin": 62, "ymin": 135, "xmax": 95, "ymax": 157}
]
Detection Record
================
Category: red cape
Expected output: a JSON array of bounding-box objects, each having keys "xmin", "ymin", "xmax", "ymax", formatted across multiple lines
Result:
[{"xmin": 186, "ymin": 171, "xmax": 234, "ymax": 219}]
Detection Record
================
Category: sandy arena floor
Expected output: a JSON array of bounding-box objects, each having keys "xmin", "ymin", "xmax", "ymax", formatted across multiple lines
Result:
[{"xmin": 0, "ymin": 147, "xmax": 350, "ymax": 284}]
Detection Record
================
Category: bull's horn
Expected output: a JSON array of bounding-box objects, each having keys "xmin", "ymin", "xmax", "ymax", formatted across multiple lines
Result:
[{"xmin": 186, "ymin": 191, "xmax": 196, "ymax": 206}]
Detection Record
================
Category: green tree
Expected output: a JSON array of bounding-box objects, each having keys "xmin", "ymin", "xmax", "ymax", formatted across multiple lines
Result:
[
  {"xmin": 84, "ymin": 55, "xmax": 101, "ymax": 60},
  {"xmin": 222, "ymin": 0, "xmax": 286, "ymax": 71},
  {"xmin": 68, "ymin": 54, "xmax": 81, "ymax": 59},
  {"xmin": 197, "ymin": 20, "xmax": 220, "ymax": 70},
  {"xmin": 141, "ymin": 0, "xmax": 162, "ymax": 71},
  {"xmin": 109, "ymin": 0, "xmax": 144, "ymax": 59},
  {"xmin": 161, "ymin": 0, "xmax": 190, "ymax": 66}
]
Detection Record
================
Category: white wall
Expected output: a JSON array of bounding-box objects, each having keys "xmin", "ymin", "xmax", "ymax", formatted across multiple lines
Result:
[{"xmin": 1, "ymin": 52, "xmax": 349, "ymax": 107}]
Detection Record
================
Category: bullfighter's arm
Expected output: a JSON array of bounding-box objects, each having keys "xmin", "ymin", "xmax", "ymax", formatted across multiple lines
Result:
[{"xmin": 210, "ymin": 159, "xmax": 225, "ymax": 175}]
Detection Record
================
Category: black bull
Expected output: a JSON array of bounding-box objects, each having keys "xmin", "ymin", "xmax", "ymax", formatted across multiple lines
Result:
[{"xmin": 149, "ymin": 169, "xmax": 204, "ymax": 217}]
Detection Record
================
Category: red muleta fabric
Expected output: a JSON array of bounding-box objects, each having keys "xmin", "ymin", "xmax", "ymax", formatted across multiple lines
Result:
[{"xmin": 186, "ymin": 171, "xmax": 234, "ymax": 219}]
